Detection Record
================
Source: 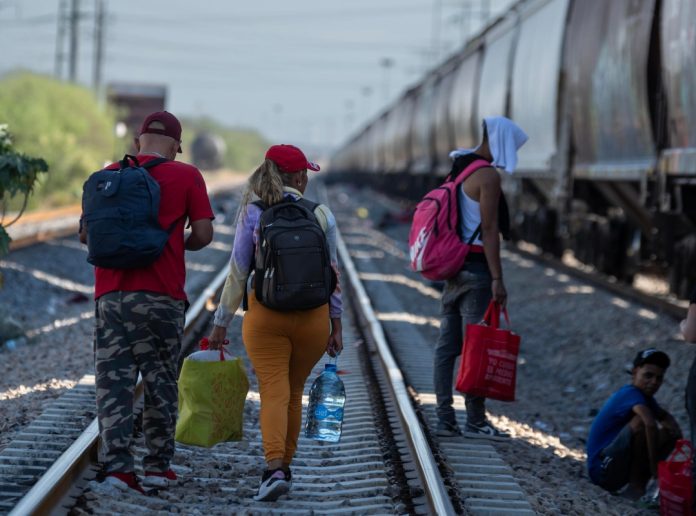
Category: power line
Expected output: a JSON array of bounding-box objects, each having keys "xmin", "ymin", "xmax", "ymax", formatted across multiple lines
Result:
[{"xmin": 128, "ymin": 4, "xmax": 431, "ymax": 25}]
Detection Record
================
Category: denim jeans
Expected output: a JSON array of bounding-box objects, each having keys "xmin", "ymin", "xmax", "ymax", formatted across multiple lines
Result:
[{"xmin": 433, "ymin": 264, "xmax": 492, "ymax": 427}]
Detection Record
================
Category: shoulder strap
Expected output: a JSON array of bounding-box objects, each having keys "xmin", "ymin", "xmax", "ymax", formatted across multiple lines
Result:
[
  {"xmin": 452, "ymin": 159, "xmax": 491, "ymax": 186},
  {"xmin": 296, "ymin": 197, "xmax": 319, "ymax": 212},
  {"xmin": 141, "ymin": 157, "xmax": 168, "ymax": 169},
  {"xmin": 118, "ymin": 155, "xmax": 168, "ymax": 171}
]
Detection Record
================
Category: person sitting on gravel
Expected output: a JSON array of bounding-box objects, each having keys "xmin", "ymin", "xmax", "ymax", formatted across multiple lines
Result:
[
  {"xmin": 434, "ymin": 116, "xmax": 527, "ymax": 440},
  {"xmin": 206, "ymin": 144, "xmax": 343, "ymax": 502},
  {"xmin": 586, "ymin": 348, "xmax": 682, "ymax": 500}
]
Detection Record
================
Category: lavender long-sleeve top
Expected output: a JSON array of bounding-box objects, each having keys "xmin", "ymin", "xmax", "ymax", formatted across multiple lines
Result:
[{"xmin": 213, "ymin": 187, "xmax": 342, "ymax": 327}]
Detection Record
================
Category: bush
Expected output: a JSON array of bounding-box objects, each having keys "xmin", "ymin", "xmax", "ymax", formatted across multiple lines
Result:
[{"xmin": 0, "ymin": 71, "xmax": 119, "ymax": 209}]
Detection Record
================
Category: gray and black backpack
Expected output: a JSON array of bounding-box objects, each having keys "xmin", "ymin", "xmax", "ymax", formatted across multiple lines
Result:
[{"xmin": 253, "ymin": 197, "xmax": 335, "ymax": 311}]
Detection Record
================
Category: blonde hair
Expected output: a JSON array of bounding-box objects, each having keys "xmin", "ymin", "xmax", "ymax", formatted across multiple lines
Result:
[{"xmin": 237, "ymin": 159, "xmax": 299, "ymax": 223}]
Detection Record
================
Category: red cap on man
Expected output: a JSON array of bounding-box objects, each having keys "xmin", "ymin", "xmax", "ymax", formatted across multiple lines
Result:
[
  {"xmin": 265, "ymin": 144, "xmax": 320, "ymax": 173},
  {"xmin": 139, "ymin": 111, "xmax": 183, "ymax": 153}
]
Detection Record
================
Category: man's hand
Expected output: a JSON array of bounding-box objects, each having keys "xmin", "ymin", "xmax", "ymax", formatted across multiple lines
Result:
[
  {"xmin": 207, "ymin": 325, "xmax": 227, "ymax": 350},
  {"xmin": 186, "ymin": 218, "xmax": 213, "ymax": 250}
]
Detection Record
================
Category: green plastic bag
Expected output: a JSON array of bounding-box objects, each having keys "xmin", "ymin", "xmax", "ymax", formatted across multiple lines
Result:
[{"xmin": 175, "ymin": 352, "xmax": 249, "ymax": 447}]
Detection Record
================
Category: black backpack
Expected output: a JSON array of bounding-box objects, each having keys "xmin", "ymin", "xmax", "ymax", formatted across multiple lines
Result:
[
  {"xmin": 253, "ymin": 197, "xmax": 335, "ymax": 311},
  {"xmin": 81, "ymin": 154, "xmax": 174, "ymax": 269}
]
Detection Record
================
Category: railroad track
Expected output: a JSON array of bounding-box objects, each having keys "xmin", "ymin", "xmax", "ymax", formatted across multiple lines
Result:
[
  {"xmin": 511, "ymin": 242, "xmax": 688, "ymax": 321},
  {"xmin": 2, "ymin": 266, "xmax": 229, "ymax": 515},
  {"xmin": 5, "ymin": 174, "xmax": 246, "ymax": 252},
  {"xmin": 5, "ymin": 177, "xmax": 686, "ymax": 515},
  {"xmin": 1, "ymin": 179, "xmax": 539, "ymax": 515}
]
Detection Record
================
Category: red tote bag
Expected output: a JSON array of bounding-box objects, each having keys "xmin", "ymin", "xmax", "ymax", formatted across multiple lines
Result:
[
  {"xmin": 455, "ymin": 300, "xmax": 520, "ymax": 402},
  {"xmin": 659, "ymin": 439, "xmax": 693, "ymax": 516}
]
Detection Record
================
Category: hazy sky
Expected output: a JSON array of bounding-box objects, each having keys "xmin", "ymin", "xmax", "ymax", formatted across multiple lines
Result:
[{"xmin": 0, "ymin": 0, "xmax": 513, "ymax": 154}]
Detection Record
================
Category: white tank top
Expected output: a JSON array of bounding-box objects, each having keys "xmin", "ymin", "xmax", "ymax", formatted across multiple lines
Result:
[{"xmin": 458, "ymin": 185, "xmax": 483, "ymax": 245}]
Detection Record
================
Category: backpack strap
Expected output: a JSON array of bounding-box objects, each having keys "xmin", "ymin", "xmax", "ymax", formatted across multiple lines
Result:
[
  {"xmin": 243, "ymin": 200, "xmax": 266, "ymax": 311},
  {"xmin": 142, "ymin": 157, "xmax": 168, "ymax": 169},
  {"xmin": 452, "ymin": 159, "xmax": 489, "ymax": 244},
  {"xmin": 295, "ymin": 197, "xmax": 320, "ymax": 222},
  {"xmin": 451, "ymin": 159, "xmax": 491, "ymax": 186},
  {"xmin": 119, "ymin": 154, "xmax": 139, "ymax": 169},
  {"xmin": 467, "ymin": 224, "xmax": 482, "ymax": 245}
]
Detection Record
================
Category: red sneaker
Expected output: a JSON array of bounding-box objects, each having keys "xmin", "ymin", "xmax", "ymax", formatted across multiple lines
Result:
[
  {"xmin": 142, "ymin": 469, "xmax": 178, "ymax": 488},
  {"xmin": 103, "ymin": 472, "xmax": 145, "ymax": 494}
]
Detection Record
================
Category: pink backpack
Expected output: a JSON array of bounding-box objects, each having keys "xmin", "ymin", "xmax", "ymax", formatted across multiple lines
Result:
[{"xmin": 408, "ymin": 159, "xmax": 489, "ymax": 280}]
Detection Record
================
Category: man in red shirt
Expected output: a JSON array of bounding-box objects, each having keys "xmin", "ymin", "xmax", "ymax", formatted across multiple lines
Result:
[{"xmin": 80, "ymin": 111, "xmax": 214, "ymax": 493}]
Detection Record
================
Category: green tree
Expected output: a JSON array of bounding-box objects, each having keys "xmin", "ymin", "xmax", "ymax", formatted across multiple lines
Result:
[
  {"xmin": 0, "ymin": 124, "xmax": 48, "ymax": 256},
  {"xmin": 0, "ymin": 71, "xmax": 119, "ymax": 209}
]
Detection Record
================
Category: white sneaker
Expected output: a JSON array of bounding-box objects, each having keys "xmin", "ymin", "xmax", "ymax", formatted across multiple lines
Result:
[{"xmin": 253, "ymin": 469, "xmax": 290, "ymax": 502}]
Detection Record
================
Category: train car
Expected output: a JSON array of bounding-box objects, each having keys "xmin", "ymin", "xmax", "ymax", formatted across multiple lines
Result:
[{"xmin": 330, "ymin": 0, "xmax": 696, "ymax": 297}]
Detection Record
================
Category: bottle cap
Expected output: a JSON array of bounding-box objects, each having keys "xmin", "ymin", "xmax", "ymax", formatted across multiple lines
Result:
[{"xmin": 325, "ymin": 363, "xmax": 337, "ymax": 372}]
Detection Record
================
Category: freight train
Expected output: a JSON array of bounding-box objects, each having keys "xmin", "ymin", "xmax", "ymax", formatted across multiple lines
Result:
[{"xmin": 329, "ymin": 0, "xmax": 696, "ymax": 298}]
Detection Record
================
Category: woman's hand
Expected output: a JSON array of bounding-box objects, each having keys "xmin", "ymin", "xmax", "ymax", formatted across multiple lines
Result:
[
  {"xmin": 492, "ymin": 278, "xmax": 507, "ymax": 308},
  {"xmin": 326, "ymin": 318, "xmax": 343, "ymax": 357},
  {"xmin": 207, "ymin": 325, "xmax": 228, "ymax": 350}
]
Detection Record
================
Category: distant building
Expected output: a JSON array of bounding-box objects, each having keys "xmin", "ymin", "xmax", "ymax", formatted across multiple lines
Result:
[{"xmin": 106, "ymin": 83, "xmax": 167, "ymax": 148}]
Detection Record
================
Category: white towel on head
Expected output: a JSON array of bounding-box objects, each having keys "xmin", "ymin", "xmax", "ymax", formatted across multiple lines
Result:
[
  {"xmin": 484, "ymin": 116, "xmax": 528, "ymax": 174},
  {"xmin": 448, "ymin": 116, "xmax": 528, "ymax": 175}
]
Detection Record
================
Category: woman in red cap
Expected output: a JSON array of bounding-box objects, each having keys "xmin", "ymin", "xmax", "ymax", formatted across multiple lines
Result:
[{"xmin": 207, "ymin": 144, "xmax": 343, "ymax": 501}]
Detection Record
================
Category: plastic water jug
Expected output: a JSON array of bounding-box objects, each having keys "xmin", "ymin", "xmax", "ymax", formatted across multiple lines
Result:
[
  {"xmin": 187, "ymin": 337, "xmax": 233, "ymax": 361},
  {"xmin": 304, "ymin": 363, "xmax": 346, "ymax": 443}
]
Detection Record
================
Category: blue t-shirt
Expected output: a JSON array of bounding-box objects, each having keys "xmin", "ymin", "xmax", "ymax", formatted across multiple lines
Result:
[{"xmin": 586, "ymin": 384, "xmax": 662, "ymax": 481}]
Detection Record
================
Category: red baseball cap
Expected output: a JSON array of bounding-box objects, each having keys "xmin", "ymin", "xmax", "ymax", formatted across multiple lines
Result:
[
  {"xmin": 139, "ymin": 111, "xmax": 183, "ymax": 153},
  {"xmin": 265, "ymin": 144, "xmax": 320, "ymax": 173}
]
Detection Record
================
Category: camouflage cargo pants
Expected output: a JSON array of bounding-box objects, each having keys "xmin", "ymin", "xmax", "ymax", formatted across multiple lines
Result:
[{"xmin": 95, "ymin": 291, "xmax": 185, "ymax": 474}]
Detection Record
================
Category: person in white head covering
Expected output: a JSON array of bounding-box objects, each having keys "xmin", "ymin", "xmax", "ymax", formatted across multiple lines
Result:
[
  {"xmin": 434, "ymin": 116, "xmax": 527, "ymax": 440},
  {"xmin": 449, "ymin": 116, "xmax": 528, "ymax": 173}
]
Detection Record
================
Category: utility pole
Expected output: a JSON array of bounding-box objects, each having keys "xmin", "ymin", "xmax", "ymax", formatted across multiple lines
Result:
[
  {"xmin": 92, "ymin": 0, "xmax": 104, "ymax": 92},
  {"xmin": 431, "ymin": 0, "xmax": 442, "ymax": 62},
  {"xmin": 379, "ymin": 57, "xmax": 394, "ymax": 104},
  {"xmin": 68, "ymin": 0, "xmax": 79, "ymax": 82},
  {"xmin": 480, "ymin": 0, "xmax": 490, "ymax": 24},
  {"xmin": 54, "ymin": 0, "xmax": 66, "ymax": 79}
]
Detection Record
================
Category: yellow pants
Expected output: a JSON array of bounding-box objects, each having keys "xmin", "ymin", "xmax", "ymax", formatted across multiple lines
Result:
[{"xmin": 242, "ymin": 292, "xmax": 330, "ymax": 463}]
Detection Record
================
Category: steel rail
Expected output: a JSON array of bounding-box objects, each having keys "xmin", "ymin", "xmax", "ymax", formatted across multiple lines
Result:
[
  {"xmin": 316, "ymin": 182, "xmax": 455, "ymax": 516},
  {"xmin": 6, "ymin": 178, "xmax": 243, "ymax": 252},
  {"xmin": 9, "ymin": 264, "xmax": 231, "ymax": 516},
  {"xmin": 512, "ymin": 243, "xmax": 688, "ymax": 321}
]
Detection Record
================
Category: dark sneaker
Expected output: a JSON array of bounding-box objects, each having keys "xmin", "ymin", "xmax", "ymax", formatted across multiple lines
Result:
[
  {"xmin": 103, "ymin": 472, "xmax": 146, "ymax": 494},
  {"xmin": 253, "ymin": 468, "xmax": 290, "ymax": 502},
  {"xmin": 435, "ymin": 421, "xmax": 463, "ymax": 437},
  {"xmin": 465, "ymin": 421, "xmax": 510, "ymax": 440},
  {"xmin": 142, "ymin": 468, "xmax": 178, "ymax": 488}
]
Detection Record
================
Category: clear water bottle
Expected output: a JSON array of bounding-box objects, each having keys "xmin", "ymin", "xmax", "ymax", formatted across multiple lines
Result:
[{"xmin": 304, "ymin": 363, "xmax": 346, "ymax": 443}]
